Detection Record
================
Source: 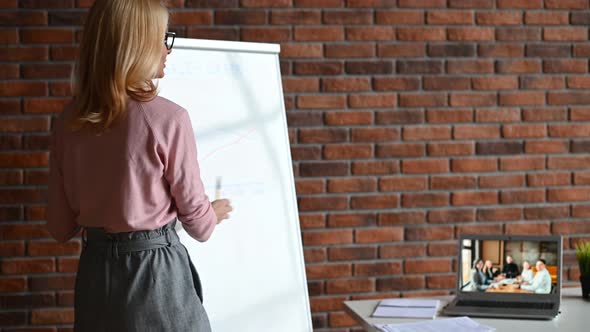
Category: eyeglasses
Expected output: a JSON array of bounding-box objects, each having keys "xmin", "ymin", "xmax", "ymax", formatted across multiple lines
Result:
[{"xmin": 164, "ymin": 31, "xmax": 176, "ymax": 50}]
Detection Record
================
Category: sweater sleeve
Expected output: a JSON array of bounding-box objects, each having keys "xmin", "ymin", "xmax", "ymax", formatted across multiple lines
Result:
[
  {"xmin": 163, "ymin": 109, "xmax": 217, "ymax": 242},
  {"xmin": 46, "ymin": 117, "xmax": 80, "ymax": 243}
]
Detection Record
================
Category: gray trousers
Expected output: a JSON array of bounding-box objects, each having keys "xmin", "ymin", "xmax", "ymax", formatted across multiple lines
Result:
[{"xmin": 74, "ymin": 220, "xmax": 211, "ymax": 332}]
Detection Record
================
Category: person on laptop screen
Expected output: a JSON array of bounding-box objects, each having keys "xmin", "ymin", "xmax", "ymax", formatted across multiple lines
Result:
[
  {"xmin": 502, "ymin": 255, "xmax": 520, "ymax": 279},
  {"xmin": 467, "ymin": 259, "xmax": 489, "ymax": 292},
  {"xmin": 520, "ymin": 259, "xmax": 552, "ymax": 294},
  {"xmin": 518, "ymin": 260, "xmax": 534, "ymax": 284}
]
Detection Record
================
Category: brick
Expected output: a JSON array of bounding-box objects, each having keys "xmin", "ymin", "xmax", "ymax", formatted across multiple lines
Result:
[
  {"xmin": 428, "ymin": 44, "xmax": 475, "ymax": 57},
  {"xmin": 427, "ymin": 109, "xmax": 472, "ymax": 124},
  {"xmin": 327, "ymin": 278, "xmax": 374, "ymax": 294},
  {"xmin": 376, "ymin": 10, "xmax": 424, "ymax": 24},
  {"xmin": 573, "ymin": 204, "xmax": 590, "ymax": 217},
  {"xmin": 402, "ymin": 159, "xmax": 449, "ymax": 174},
  {"xmin": 428, "ymin": 142, "xmax": 474, "ymax": 156},
  {"xmin": 428, "ymin": 209, "xmax": 475, "ymax": 223},
  {"xmin": 354, "ymin": 261, "xmax": 402, "ymax": 277},
  {"xmin": 397, "ymin": 27, "xmax": 446, "ymax": 41},
  {"xmin": 294, "ymin": 26, "xmax": 342, "ymax": 41},
  {"xmin": 373, "ymin": 77, "xmax": 420, "ymax": 91},
  {"xmin": 49, "ymin": 81, "xmax": 72, "ymax": 96},
  {"xmin": 477, "ymin": 141, "xmax": 523, "ymax": 155},
  {"xmin": 303, "ymin": 230, "xmax": 353, "ymax": 246},
  {"xmin": 0, "ymin": 81, "xmax": 46, "ymax": 96},
  {"xmin": 306, "ymin": 263, "xmax": 351, "ymax": 279},
  {"xmin": 241, "ymin": 0, "xmax": 290, "ymax": 7},
  {"xmin": 477, "ymin": 207, "xmax": 522, "ymax": 221},
  {"xmin": 376, "ymin": 143, "xmax": 425, "ymax": 158},
  {"xmin": 185, "ymin": 0, "xmax": 238, "ymax": 8},
  {"xmin": 454, "ymin": 125, "xmax": 500, "ymax": 139},
  {"xmin": 405, "ymin": 226, "xmax": 453, "ymax": 241},
  {"xmin": 324, "ymin": 144, "xmax": 372, "ymax": 159},
  {"xmin": 448, "ymin": 27, "xmax": 494, "ymax": 41},
  {"xmin": 0, "ymin": 152, "xmax": 48, "ymax": 167},
  {"xmin": 549, "ymin": 92, "xmax": 590, "ymax": 105},
  {"xmin": 496, "ymin": 60, "xmax": 541, "ymax": 74},
  {"xmin": 295, "ymin": 179, "xmax": 324, "ymax": 194},
  {"xmin": 525, "ymin": 206, "xmax": 569, "ymax": 220},
  {"xmin": 506, "ymin": 222, "xmax": 551, "ymax": 235},
  {"xmin": 355, "ymin": 227, "xmax": 403, "ymax": 243},
  {"xmin": 549, "ymin": 124, "xmax": 590, "ymax": 137},
  {"xmin": 0, "ymin": 11, "xmax": 47, "ymax": 25},
  {"xmin": 0, "ymin": 135, "xmax": 21, "ymax": 150},
  {"xmin": 346, "ymin": 61, "xmax": 393, "ymax": 75},
  {"xmin": 310, "ymin": 296, "xmax": 347, "ymax": 312},
  {"xmin": 399, "ymin": 0, "xmax": 445, "ymax": 7},
  {"xmin": 571, "ymin": 141, "xmax": 590, "ymax": 153},
  {"xmin": 399, "ymin": 93, "xmax": 447, "ymax": 107},
  {"xmin": 20, "ymin": 28, "xmax": 74, "ymax": 44},
  {"xmin": 378, "ymin": 211, "xmax": 426, "ymax": 226},
  {"xmin": 271, "ymin": 10, "xmax": 321, "ymax": 24},
  {"xmin": 431, "ymin": 175, "xmax": 477, "ymax": 189},
  {"xmin": 475, "ymin": 108, "xmax": 520, "ymax": 123},
  {"xmin": 378, "ymin": 44, "xmax": 426, "ymax": 57},
  {"xmin": 569, "ymin": 76, "xmax": 590, "ymax": 89},
  {"xmin": 449, "ymin": 0, "xmax": 493, "ymax": 8},
  {"xmin": 497, "ymin": 27, "xmax": 541, "ymax": 42},
  {"xmin": 479, "ymin": 44, "xmax": 524, "ymax": 57},
  {"xmin": 322, "ymin": 77, "xmax": 370, "ymax": 92},
  {"xmin": 328, "ymin": 311, "xmax": 358, "ymax": 327},
  {"xmin": 380, "ymin": 243, "xmax": 426, "ymax": 258},
  {"xmin": 403, "ymin": 126, "xmax": 451, "ymax": 141},
  {"xmin": 323, "ymin": 10, "xmax": 372, "ymax": 24},
  {"xmin": 545, "ymin": 0, "xmax": 588, "ymax": 9},
  {"xmin": 352, "ymin": 161, "xmax": 399, "ymax": 175},
  {"xmin": 402, "ymin": 193, "xmax": 449, "ymax": 207},
  {"xmin": 21, "ymin": 64, "xmax": 73, "ymax": 79},
  {"xmin": 0, "ymin": 206, "xmax": 22, "ymax": 220},
  {"xmin": 300, "ymin": 162, "xmax": 348, "ymax": 177},
  {"xmin": 521, "ymin": 76, "xmax": 565, "ymax": 89},
  {"xmin": 447, "ymin": 60, "xmax": 494, "ymax": 74},
  {"xmin": 479, "ymin": 174, "xmax": 525, "ymax": 188},
  {"xmin": 282, "ymin": 78, "xmax": 319, "ymax": 93},
  {"xmin": 427, "ymin": 274, "xmax": 456, "ymax": 289},
  {"xmin": 27, "ymin": 241, "xmax": 81, "ymax": 256},
  {"xmin": 349, "ymin": 93, "xmax": 395, "ymax": 108},
  {"xmin": 346, "ymin": 26, "xmax": 395, "ymax": 41},
  {"xmin": 552, "ymin": 221, "xmax": 590, "ymax": 234},
  {"xmin": 376, "ymin": 110, "xmax": 424, "ymax": 124},
  {"xmin": 377, "ymin": 276, "xmax": 425, "ymax": 291},
  {"xmin": 501, "ymin": 189, "xmax": 545, "ymax": 204},
  {"xmin": 350, "ymin": 194, "xmax": 399, "ymax": 209},
  {"xmin": 523, "ymin": 107, "xmax": 566, "ymax": 121},
  {"xmin": 544, "ymin": 28, "xmax": 588, "ymax": 41},
  {"xmin": 544, "ymin": 60, "xmax": 587, "ymax": 74},
  {"xmin": 427, "ymin": 10, "xmax": 473, "ymax": 25},
  {"xmin": 525, "ymin": 140, "xmax": 569, "ymax": 154},
  {"xmin": 0, "ymin": 117, "xmax": 49, "ymax": 132},
  {"xmin": 214, "ymin": 10, "xmax": 266, "ymax": 24},
  {"xmin": 571, "ymin": 12, "xmax": 590, "ymax": 25},
  {"xmin": 500, "ymin": 156, "xmax": 546, "ymax": 171},
  {"xmin": 294, "ymin": 61, "xmax": 342, "ymax": 75},
  {"xmin": 1, "ymin": 258, "xmax": 54, "ymax": 274},
  {"xmin": 325, "ymin": 43, "xmax": 374, "ymax": 58},
  {"xmin": 241, "ymin": 27, "xmax": 290, "ymax": 42},
  {"xmin": 294, "ymin": 0, "xmax": 342, "ymax": 7},
  {"xmin": 351, "ymin": 127, "xmax": 398, "ymax": 142},
  {"xmin": 472, "ymin": 76, "xmax": 518, "ymax": 90},
  {"xmin": 456, "ymin": 223, "xmax": 503, "ymax": 236},
  {"xmin": 497, "ymin": 0, "xmax": 542, "ymax": 8},
  {"xmin": 328, "ymin": 213, "xmax": 376, "ymax": 228},
  {"xmin": 325, "ymin": 111, "xmax": 373, "ymax": 126},
  {"xmin": 527, "ymin": 45, "xmax": 571, "ymax": 58},
  {"xmin": 525, "ymin": 12, "xmax": 569, "ymax": 25},
  {"xmin": 169, "ymin": 10, "xmax": 212, "ymax": 25},
  {"xmin": 29, "ymin": 275, "xmax": 75, "ymax": 291},
  {"xmin": 187, "ymin": 27, "xmax": 238, "ymax": 41},
  {"xmin": 280, "ymin": 43, "xmax": 322, "ymax": 58},
  {"xmin": 451, "ymin": 93, "xmax": 496, "ymax": 107},
  {"xmin": 571, "ymin": 107, "xmax": 590, "ymax": 120},
  {"xmin": 548, "ymin": 156, "xmax": 590, "ymax": 170},
  {"xmin": 452, "ymin": 191, "xmax": 498, "ymax": 206},
  {"xmin": 379, "ymin": 176, "xmax": 427, "ymax": 191},
  {"xmin": 347, "ymin": 0, "xmax": 396, "ymax": 7},
  {"xmin": 424, "ymin": 77, "xmax": 470, "ymax": 91},
  {"xmin": 477, "ymin": 12, "xmax": 522, "ymax": 25},
  {"xmin": 297, "ymin": 95, "xmax": 345, "ymax": 109},
  {"xmin": 405, "ymin": 259, "xmax": 451, "ymax": 274},
  {"xmin": 452, "ymin": 158, "xmax": 497, "ymax": 172},
  {"xmin": 328, "ymin": 247, "xmax": 376, "ymax": 261},
  {"xmin": 502, "ymin": 123, "xmax": 546, "ymax": 138}
]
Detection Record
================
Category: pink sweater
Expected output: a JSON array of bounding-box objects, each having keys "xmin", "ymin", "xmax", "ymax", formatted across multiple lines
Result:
[{"xmin": 47, "ymin": 96, "xmax": 217, "ymax": 242}]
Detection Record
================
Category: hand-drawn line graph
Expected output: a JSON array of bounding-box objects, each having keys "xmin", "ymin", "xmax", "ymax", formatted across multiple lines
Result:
[{"xmin": 198, "ymin": 127, "xmax": 257, "ymax": 163}]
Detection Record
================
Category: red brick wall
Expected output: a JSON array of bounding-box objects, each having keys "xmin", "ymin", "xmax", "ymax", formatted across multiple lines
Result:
[{"xmin": 2, "ymin": 0, "xmax": 590, "ymax": 331}]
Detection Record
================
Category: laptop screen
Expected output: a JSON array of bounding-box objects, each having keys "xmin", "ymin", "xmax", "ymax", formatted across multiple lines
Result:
[{"xmin": 459, "ymin": 237, "xmax": 559, "ymax": 295}]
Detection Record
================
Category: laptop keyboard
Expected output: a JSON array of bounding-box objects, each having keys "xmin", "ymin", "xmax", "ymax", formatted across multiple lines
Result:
[{"xmin": 456, "ymin": 300, "xmax": 554, "ymax": 310}]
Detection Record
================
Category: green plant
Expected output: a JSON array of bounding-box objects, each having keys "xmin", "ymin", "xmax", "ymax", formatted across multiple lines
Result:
[{"xmin": 576, "ymin": 241, "xmax": 590, "ymax": 277}]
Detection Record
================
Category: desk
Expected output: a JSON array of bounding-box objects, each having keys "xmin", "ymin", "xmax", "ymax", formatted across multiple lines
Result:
[
  {"xmin": 344, "ymin": 287, "xmax": 587, "ymax": 332},
  {"xmin": 486, "ymin": 283, "xmax": 533, "ymax": 294}
]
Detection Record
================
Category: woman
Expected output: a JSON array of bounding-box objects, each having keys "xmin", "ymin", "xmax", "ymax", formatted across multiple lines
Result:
[
  {"xmin": 482, "ymin": 259, "xmax": 499, "ymax": 284},
  {"xmin": 519, "ymin": 260, "xmax": 534, "ymax": 284},
  {"xmin": 47, "ymin": 0, "xmax": 232, "ymax": 331},
  {"xmin": 467, "ymin": 259, "xmax": 489, "ymax": 292}
]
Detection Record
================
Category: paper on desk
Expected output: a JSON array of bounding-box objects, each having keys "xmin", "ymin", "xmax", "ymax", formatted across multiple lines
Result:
[
  {"xmin": 374, "ymin": 316, "xmax": 495, "ymax": 332},
  {"xmin": 372, "ymin": 299, "xmax": 439, "ymax": 319}
]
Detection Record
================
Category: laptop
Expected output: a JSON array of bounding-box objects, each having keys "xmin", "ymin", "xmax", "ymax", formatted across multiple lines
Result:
[{"xmin": 442, "ymin": 235, "xmax": 562, "ymax": 319}]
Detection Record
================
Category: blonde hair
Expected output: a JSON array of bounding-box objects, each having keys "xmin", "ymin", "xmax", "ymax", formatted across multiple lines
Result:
[{"xmin": 71, "ymin": 0, "xmax": 168, "ymax": 131}]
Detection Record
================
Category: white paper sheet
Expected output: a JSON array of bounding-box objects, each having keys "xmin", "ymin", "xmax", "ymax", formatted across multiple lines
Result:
[
  {"xmin": 375, "ymin": 316, "xmax": 495, "ymax": 332},
  {"xmin": 372, "ymin": 299, "xmax": 440, "ymax": 319}
]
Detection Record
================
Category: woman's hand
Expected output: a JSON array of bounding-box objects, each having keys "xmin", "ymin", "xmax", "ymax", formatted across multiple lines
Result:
[{"xmin": 212, "ymin": 199, "xmax": 232, "ymax": 224}]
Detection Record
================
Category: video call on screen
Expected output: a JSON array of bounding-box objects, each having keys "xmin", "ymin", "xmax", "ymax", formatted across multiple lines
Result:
[{"xmin": 461, "ymin": 239, "xmax": 558, "ymax": 295}]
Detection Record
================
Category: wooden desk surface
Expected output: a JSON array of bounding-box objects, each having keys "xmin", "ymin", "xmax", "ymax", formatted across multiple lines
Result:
[{"xmin": 344, "ymin": 287, "xmax": 587, "ymax": 332}]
